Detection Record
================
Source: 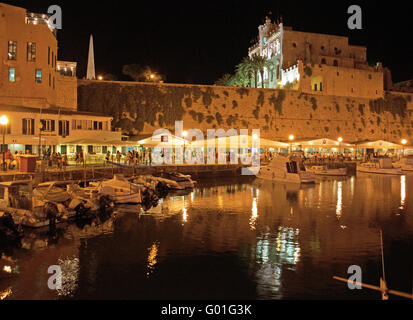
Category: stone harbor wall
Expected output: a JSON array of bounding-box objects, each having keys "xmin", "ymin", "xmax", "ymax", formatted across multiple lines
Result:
[{"xmin": 77, "ymin": 80, "xmax": 413, "ymax": 143}]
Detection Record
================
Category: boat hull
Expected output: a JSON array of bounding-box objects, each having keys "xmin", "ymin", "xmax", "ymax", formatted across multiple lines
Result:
[
  {"xmin": 357, "ymin": 166, "xmax": 403, "ymax": 175},
  {"xmin": 307, "ymin": 167, "xmax": 348, "ymax": 176},
  {"xmin": 256, "ymin": 167, "xmax": 316, "ymax": 184}
]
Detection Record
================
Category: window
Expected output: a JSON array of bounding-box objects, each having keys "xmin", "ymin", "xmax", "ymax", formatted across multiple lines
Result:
[
  {"xmin": 35, "ymin": 69, "xmax": 42, "ymax": 83},
  {"xmin": 351, "ymin": 88, "xmax": 354, "ymax": 93},
  {"xmin": 292, "ymin": 42, "xmax": 297, "ymax": 48},
  {"xmin": 40, "ymin": 119, "xmax": 55, "ymax": 132},
  {"xmin": 368, "ymin": 74, "xmax": 372, "ymax": 80},
  {"xmin": 8, "ymin": 41, "xmax": 17, "ymax": 60},
  {"xmin": 98, "ymin": 122, "xmax": 103, "ymax": 130},
  {"xmin": 320, "ymin": 82, "xmax": 323, "ymax": 91},
  {"xmin": 321, "ymin": 46, "xmax": 325, "ymax": 50},
  {"xmin": 27, "ymin": 42, "xmax": 36, "ymax": 61},
  {"xmin": 48, "ymin": 47, "xmax": 50, "ymax": 65},
  {"xmin": 93, "ymin": 121, "xmax": 98, "ymax": 130},
  {"xmin": 22, "ymin": 119, "xmax": 35, "ymax": 135},
  {"xmin": 58, "ymin": 120, "xmax": 70, "ymax": 137},
  {"xmin": 8, "ymin": 68, "xmax": 15, "ymax": 82},
  {"xmin": 49, "ymin": 74, "xmax": 51, "ymax": 86},
  {"xmin": 321, "ymin": 58, "xmax": 326, "ymax": 64},
  {"xmin": 333, "ymin": 60, "xmax": 339, "ymax": 67},
  {"xmin": 314, "ymin": 83, "xmax": 318, "ymax": 91}
]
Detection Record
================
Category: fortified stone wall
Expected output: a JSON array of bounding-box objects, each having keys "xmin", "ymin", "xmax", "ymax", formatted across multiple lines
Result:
[{"xmin": 77, "ymin": 80, "xmax": 413, "ymax": 143}]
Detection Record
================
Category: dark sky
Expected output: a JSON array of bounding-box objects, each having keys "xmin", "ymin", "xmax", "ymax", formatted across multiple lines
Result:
[{"xmin": 5, "ymin": 0, "xmax": 413, "ymax": 84}]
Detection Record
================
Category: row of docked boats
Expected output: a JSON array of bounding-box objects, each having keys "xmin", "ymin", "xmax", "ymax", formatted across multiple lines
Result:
[
  {"xmin": 0, "ymin": 172, "xmax": 197, "ymax": 229},
  {"xmin": 255, "ymin": 153, "xmax": 413, "ymax": 184}
]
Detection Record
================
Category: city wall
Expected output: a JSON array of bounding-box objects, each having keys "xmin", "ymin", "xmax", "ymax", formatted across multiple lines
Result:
[{"xmin": 77, "ymin": 80, "xmax": 413, "ymax": 143}]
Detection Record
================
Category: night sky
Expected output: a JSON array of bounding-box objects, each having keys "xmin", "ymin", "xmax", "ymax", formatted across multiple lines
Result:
[{"xmin": 4, "ymin": 0, "xmax": 413, "ymax": 84}]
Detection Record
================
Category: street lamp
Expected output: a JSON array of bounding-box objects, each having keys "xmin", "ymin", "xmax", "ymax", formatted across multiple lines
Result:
[
  {"xmin": 0, "ymin": 115, "xmax": 9, "ymax": 171},
  {"xmin": 97, "ymin": 75, "xmax": 103, "ymax": 81},
  {"xmin": 289, "ymin": 134, "xmax": 294, "ymax": 154},
  {"xmin": 183, "ymin": 131, "xmax": 188, "ymax": 161},
  {"xmin": 401, "ymin": 139, "xmax": 407, "ymax": 157},
  {"xmin": 338, "ymin": 137, "xmax": 343, "ymax": 155}
]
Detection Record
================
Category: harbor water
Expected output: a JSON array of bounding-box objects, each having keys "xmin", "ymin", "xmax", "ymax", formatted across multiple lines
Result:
[{"xmin": 1, "ymin": 173, "xmax": 413, "ymax": 300}]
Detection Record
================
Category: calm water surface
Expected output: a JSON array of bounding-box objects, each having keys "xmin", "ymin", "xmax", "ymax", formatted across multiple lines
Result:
[{"xmin": 1, "ymin": 173, "xmax": 413, "ymax": 300}]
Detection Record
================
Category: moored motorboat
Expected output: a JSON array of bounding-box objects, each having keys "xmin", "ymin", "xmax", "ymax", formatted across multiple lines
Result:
[
  {"xmin": 393, "ymin": 156, "xmax": 413, "ymax": 172},
  {"xmin": 90, "ymin": 174, "xmax": 142, "ymax": 204},
  {"xmin": 0, "ymin": 181, "xmax": 92, "ymax": 228},
  {"xmin": 147, "ymin": 172, "xmax": 197, "ymax": 190},
  {"xmin": 256, "ymin": 153, "xmax": 316, "ymax": 184},
  {"xmin": 306, "ymin": 165, "xmax": 348, "ymax": 176},
  {"xmin": 357, "ymin": 158, "xmax": 402, "ymax": 175}
]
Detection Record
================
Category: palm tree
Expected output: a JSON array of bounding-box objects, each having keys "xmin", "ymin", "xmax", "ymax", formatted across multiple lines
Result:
[
  {"xmin": 215, "ymin": 73, "xmax": 234, "ymax": 86},
  {"xmin": 251, "ymin": 54, "xmax": 272, "ymax": 88},
  {"xmin": 236, "ymin": 57, "xmax": 254, "ymax": 87}
]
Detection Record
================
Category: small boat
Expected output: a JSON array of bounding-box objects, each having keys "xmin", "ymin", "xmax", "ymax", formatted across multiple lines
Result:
[
  {"xmin": 306, "ymin": 165, "xmax": 347, "ymax": 176},
  {"xmin": 393, "ymin": 156, "xmax": 413, "ymax": 172},
  {"xmin": 150, "ymin": 172, "xmax": 197, "ymax": 190},
  {"xmin": 357, "ymin": 158, "xmax": 402, "ymax": 175},
  {"xmin": 90, "ymin": 174, "xmax": 142, "ymax": 204},
  {"xmin": 0, "ymin": 180, "xmax": 95, "ymax": 228},
  {"xmin": 256, "ymin": 153, "xmax": 316, "ymax": 184}
]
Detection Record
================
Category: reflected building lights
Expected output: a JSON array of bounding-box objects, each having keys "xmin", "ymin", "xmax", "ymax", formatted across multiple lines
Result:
[
  {"xmin": 0, "ymin": 287, "xmax": 12, "ymax": 300},
  {"xmin": 249, "ymin": 197, "xmax": 258, "ymax": 230},
  {"xmin": 400, "ymin": 175, "xmax": 406, "ymax": 209},
  {"xmin": 336, "ymin": 181, "xmax": 343, "ymax": 219},
  {"xmin": 56, "ymin": 257, "xmax": 80, "ymax": 297},
  {"xmin": 146, "ymin": 242, "xmax": 159, "ymax": 277},
  {"xmin": 3, "ymin": 265, "xmax": 12, "ymax": 273},
  {"xmin": 255, "ymin": 227, "xmax": 301, "ymax": 297},
  {"xmin": 182, "ymin": 207, "xmax": 188, "ymax": 223}
]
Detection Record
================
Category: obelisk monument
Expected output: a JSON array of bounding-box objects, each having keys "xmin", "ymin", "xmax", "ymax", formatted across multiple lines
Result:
[{"xmin": 86, "ymin": 34, "xmax": 96, "ymax": 80}]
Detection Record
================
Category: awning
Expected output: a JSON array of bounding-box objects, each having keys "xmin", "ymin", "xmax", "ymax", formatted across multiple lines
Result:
[
  {"xmin": 353, "ymin": 140, "xmax": 404, "ymax": 149},
  {"xmin": 136, "ymin": 134, "xmax": 186, "ymax": 147},
  {"xmin": 293, "ymin": 138, "xmax": 355, "ymax": 148},
  {"xmin": 188, "ymin": 135, "xmax": 289, "ymax": 149}
]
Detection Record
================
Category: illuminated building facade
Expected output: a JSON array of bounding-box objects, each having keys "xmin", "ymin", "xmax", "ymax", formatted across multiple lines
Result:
[
  {"xmin": 0, "ymin": 3, "xmax": 121, "ymax": 156},
  {"xmin": 248, "ymin": 17, "xmax": 384, "ymax": 99}
]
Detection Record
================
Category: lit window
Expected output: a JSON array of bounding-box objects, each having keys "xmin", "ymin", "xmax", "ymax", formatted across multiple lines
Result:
[
  {"xmin": 8, "ymin": 68, "xmax": 16, "ymax": 82},
  {"xmin": 8, "ymin": 41, "xmax": 17, "ymax": 60},
  {"xmin": 27, "ymin": 42, "xmax": 36, "ymax": 61},
  {"xmin": 35, "ymin": 69, "xmax": 42, "ymax": 83}
]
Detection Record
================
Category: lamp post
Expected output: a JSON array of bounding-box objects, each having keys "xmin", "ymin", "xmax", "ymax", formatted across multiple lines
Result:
[
  {"xmin": 401, "ymin": 139, "xmax": 407, "ymax": 157},
  {"xmin": 0, "ymin": 115, "xmax": 9, "ymax": 171},
  {"xmin": 183, "ymin": 130, "xmax": 188, "ymax": 162},
  {"xmin": 289, "ymin": 134, "xmax": 294, "ymax": 154},
  {"xmin": 338, "ymin": 137, "xmax": 343, "ymax": 155}
]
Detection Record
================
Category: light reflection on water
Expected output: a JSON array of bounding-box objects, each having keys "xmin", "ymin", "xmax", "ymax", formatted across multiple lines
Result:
[{"xmin": 1, "ymin": 173, "xmax": 413, "ymax": 300}]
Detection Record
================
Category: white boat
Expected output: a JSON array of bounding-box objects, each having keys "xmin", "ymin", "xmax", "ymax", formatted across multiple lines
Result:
[
  {"xmin": 0, "ymin": 181, "xmax": 90, "ymax": 228},
  {"xmin": 357, "ymin": 158, "xmax": 403, "ymax": 175},
  {"xmin": 306, "ymin": 165, "xmax": 348, "ymax": 176},
  {"xmin": 91, "ymin": 174, "xmax": 142, "ymax": 204},
  {"xmin": 146, "ymin": 172, "xmax": 197, "ymax": 190},
  {"xmin": 256, "ymin": 154, "xmax": 316, "ymax": 184},
  {"xmin": 393, "ymin": 156, "xmax": 413, "ymax": 172}
]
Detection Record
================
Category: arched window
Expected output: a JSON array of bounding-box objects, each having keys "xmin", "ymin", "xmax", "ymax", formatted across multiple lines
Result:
[
  {"xmin": 333, "ymin": 60, "xmax": 339, "ymax": 67},
  {"xmin": 321, "ymin": 58, "xmax": 326, "ymax": 64}
]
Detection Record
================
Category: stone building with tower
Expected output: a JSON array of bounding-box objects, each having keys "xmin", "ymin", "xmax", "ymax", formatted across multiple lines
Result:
[
  {"xmin": 0, "ymin": 2, "xmax": 121, "ymax": 158},
  {"xmin": 248, "ymin": 17, "xmax": 385, "ymax": 99}
]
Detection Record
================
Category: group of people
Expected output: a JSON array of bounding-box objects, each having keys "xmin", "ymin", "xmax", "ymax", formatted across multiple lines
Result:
[
  {"xmin": 124, "ymin": 149, "xmax": 152, "ymax": 166},
  {"xmin": 1, "ymin": 150, "xmax": 24, "ymax": 170},
  {"xmin": 43, "ymin": 149, "xmax": 69, "ymax": 169}
]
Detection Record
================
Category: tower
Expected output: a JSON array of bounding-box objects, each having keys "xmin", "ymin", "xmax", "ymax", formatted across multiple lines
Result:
[{"xmin": 86, "ymin": 34, "xmax": 96, "ymax": 80}]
